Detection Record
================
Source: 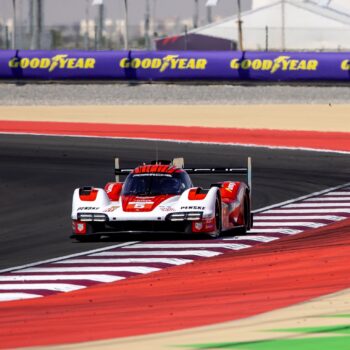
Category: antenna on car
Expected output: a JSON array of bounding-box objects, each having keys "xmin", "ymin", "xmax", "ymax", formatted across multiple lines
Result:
[
  {"xmin": 155, "ymin": 141, "xmax": 159, "ymax": 163},
  {"xmin": 115, "ymin": 157, "xmax": 120, "ymax": 182},
  {"xmin": 172, "ymin": 157, "xmax": 184, "ymax": 168}
]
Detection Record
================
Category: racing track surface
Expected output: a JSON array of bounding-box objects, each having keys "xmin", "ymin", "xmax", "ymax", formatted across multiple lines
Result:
[{"xmin": 1, "ymin": 134, "xmax": 350, "ymax": 270}]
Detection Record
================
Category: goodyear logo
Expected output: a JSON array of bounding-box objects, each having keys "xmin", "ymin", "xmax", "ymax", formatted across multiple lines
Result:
[
  {"xmin": 341, "ymin": 60, "xmax": 350, "ymax": 70},
  {"xmin": 230, "ymin": 56, "xmax": 318, "ymax": 74},
  {"xmin": 8, "ymin": 54, "xmax": 95, "ymax": 72},
  {"xmin": 119, "ymin": 55, "xmax": 207, "ymax": 72}
]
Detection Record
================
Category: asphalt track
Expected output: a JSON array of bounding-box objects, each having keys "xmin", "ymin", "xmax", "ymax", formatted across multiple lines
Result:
[{"xmin": 1, "ymin": 134, "xmax": 350, "ymax": 270}]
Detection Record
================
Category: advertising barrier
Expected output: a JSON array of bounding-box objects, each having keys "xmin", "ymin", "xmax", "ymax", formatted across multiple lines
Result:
[{"xmin": 0, "ymin": 50, "xmax": 349, "ymax": 81}]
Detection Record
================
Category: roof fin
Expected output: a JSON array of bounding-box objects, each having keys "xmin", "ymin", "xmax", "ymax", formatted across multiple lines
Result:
[{"xmin": 172, "ymin": 157, "xmax": 184, "ymax": 168}]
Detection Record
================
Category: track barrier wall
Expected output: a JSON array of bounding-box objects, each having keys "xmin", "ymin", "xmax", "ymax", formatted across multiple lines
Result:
[{"xmin": 1, "ymin": 50, "xmax": 350, "ymax": 81}]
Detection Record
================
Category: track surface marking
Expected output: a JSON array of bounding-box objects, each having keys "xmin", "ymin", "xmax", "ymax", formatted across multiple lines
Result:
[
  {"xmin": 1, "ymin": 217, "xmax": 349, "ymax": 348},
  {"xmin": 1, "ymin": 183, "xmax": 349, "ymax": 302}
]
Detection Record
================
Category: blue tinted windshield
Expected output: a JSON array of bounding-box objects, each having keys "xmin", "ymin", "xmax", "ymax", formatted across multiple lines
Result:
[{"xmin": 122, "ymin": 172, "xmax": 192, "ymax": 196}]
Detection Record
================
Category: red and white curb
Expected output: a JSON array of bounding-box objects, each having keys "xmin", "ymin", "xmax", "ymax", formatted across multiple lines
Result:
[{"xmin": 0, "ymin": 183, "xmax": 349, "ymax": 302}]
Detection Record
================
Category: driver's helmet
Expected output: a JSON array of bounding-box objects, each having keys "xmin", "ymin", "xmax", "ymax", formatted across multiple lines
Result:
[{"xmin": 161, "ymin": 177, "xmax": 180, "ymax": 194}]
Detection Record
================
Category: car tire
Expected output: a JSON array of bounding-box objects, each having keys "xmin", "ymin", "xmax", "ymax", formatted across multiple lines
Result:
[{"xmin": 208, "ymin": 195, "xmax": 222, "ymax": 239}]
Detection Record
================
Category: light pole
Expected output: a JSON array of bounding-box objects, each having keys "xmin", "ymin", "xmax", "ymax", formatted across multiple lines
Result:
[
  {"xmin": 145, "ymin": 0, "xmax": 151, "ymax": 49},
  {"xmin": 97, "ymin": 3, "xmax": 104, "ymax": 49},
  {"xmin": 12, "ymin": 0, "xmax": 16, "ymax": 49},
  {"xmin": 84, "ymin": 0, "xmax": 90, "ymax": 49},
  {"xmin": 194, "ymin": 0, "xmax": 199, "ymax": 28},
  {"xmin": 281, "ymin": 0, "xmax": 285, "ymax": 50},
  {"xmin": 124, "ymin": 0, "xmax": 129, "ymax": 50},
  {"xmin": 30, "ymin": 0, "xmax": 41, "ymax": 49},
  {"xmin": 237, "ymin": 0, "xmax": 244, "ymax": 51},
  {"xmin": 207, "ymin": 6, "xmax": 212, "ymax": 24}
]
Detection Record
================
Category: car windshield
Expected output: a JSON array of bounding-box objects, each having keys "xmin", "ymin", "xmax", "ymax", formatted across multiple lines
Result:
[{"xmin": 122, "ymin": 172, "xmax": 192, "ymax": 196}]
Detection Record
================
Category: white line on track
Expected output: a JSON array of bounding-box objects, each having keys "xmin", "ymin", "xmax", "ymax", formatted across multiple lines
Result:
[
  {"xmin": 324, "ymin": 191, "xmax": 350, "ymax": 196},
  {"xmin": 223, "ymin": 235, "xmax": 278, "ymax": 242},
  {"xmin": 264, "ymin": 209, "xmax": 350, "ymax": 214},
  {"xmin": 305, "ymin": 197, "xmax": 350, "ymax": 201},
  {"xmin": 0, "ymin": 283, "xmax": 85, "ymax": 292},
  {"xmin": 0, "ymin": 293, "xmax": 42, "ymax": 302},
  {"xmin": 254, "ymin": 215, "xmax": 345, "ymax": 221},
  {"xmin": 54, "ymin": 258, "xmax": 192, "ymax": 265},
  {"xmin": 122, "ymin": 243, "xmax": 251, "ymax": 250},
  {"xmin": 253, "ymin": 182, "xmax": 350, "ymax": 213},
  {"xmin": 90, "ymin": 250, "xmax": 221, "ymax": 257},
  {"xmin": 0, "ymin": 241, "xmax": 140, "ymax": 274},
  {"xmin": 16, "ymin": 266, "xmax": 160, "ymax": 274},
  {"xmin": 253, "ymin": 222, "xmax": 325, "ymax": 228},
  {"xmin": 3, "ymin": 132, "xmax": 350, "ymax": 155},
  {"xmin": 283, "ymin": 203, "xmax": 350, "ymax": 208},
  {"xmin": 0, "ymin": 275, "xmax": 125, "ymax": 283},
  {"xmin": 247, "ymin": 228, "xmax": 302, "ymax": 234}
]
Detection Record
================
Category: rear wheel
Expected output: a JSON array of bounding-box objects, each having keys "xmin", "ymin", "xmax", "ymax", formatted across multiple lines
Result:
[
  {"xmin": 208, "ymin": 196, "xmax": 222, "ymax": 238},
  {"xmin": 239, "ymin": 195, "xmax": 251, "ymax": 235}
]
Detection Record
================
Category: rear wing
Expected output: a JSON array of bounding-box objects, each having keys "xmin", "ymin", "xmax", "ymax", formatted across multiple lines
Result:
[
  {"xmin": 114, "ymin": 157, "xmax": 252, "ymax": 193},
  {"xmin": 183, "ymin": 157, "xmax": 252, "ymax": 194}
]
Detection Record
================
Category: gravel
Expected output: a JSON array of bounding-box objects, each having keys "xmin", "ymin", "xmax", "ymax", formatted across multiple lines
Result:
[{"xmin": 1, "ymin": 83, "xmax": 350, "ymax": 105}]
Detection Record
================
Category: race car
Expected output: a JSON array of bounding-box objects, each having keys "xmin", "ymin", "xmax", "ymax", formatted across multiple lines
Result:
[{"xmin": 71, "ymin": 157, "xmax": 253, "ymax": 241}]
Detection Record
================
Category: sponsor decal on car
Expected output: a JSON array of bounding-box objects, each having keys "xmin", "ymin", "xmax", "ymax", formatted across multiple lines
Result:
[
  {"xmin": 159, "ymin": 206, "xmax": 176, "ymax": 212},
  {"xmin": 180, "ymin": 206, "xmax": 205, "ymax": 210},
  {"xmin": 8, "ymin": 55, "xmax": 96, "ymax": 72},
  {"xmin": 119, "ymin": 55, "xmax": 207, "ymax": 72},
  {"xmin": 103, "ymin": 206, "xmax": 119, "ymax": 212},
  {"xmin": 128, "ymin": 201, "xmax": 154, "ymax": 210},
  {"xmin": 230, "ymin": 56, "xmax": 318, "ymax": 74},
  {"xmin": 77, "ymin": 207, "xmax": 100, "ymax": 211}
]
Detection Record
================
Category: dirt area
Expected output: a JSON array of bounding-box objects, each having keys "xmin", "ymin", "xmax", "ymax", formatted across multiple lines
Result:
[{"xmin": 0, "ymin": 104, "xmax": 349, "ymax": 132}]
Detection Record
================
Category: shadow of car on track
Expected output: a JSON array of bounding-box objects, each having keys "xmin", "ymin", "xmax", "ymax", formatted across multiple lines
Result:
[{"xmin": 71, "ymin": 227, "xmax": 246, "ymax": 243}]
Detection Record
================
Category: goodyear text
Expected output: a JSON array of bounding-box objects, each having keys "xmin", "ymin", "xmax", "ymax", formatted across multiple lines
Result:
[
  {"xmin": 8, "ymin": 54, "xmax": 96, "ymax": 72},
  {"xmin": 119, "ymin": 55, "xmax": 207, "ymax": 72},
  {"xmin": 341, "ymin": 60, "xmax": 350, "ymax": 70},
  {"xmin": 230, "ymin": 56, "xmax": 318, "ymax": 74}
]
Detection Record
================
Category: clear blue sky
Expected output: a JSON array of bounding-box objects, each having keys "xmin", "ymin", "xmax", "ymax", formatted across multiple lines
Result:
[{"xmin": 1, "ymin": 0, "xmax": 252, "ymax": 25}]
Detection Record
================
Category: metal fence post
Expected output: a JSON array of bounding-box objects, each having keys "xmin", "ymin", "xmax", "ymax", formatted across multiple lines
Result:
[
  {"xmin": 96, "ymin": 3, "xmax": 104, "ymax": 49},
  {"xmin": 237, "ymin": 0, "xmax": 244, "ymax": 51},
  {"xmin": 281, "ymin": 0, "xmax": 285, "ymax": 51},
  {"xmin": 5, "ymin": 26, "xmax": 10, "ymax": 49},
  {"xmin": 124, "ymin": 0, "xmax": 129, "ymax": 50},
  {"xmin": 12, "ymin": 0, "xmax": 16, "ymax": 49},
  {"xmin": 265, "ymin": 25, "xmax": 269, "ymax": 51},
  {"xmin": 193, "ymin": 0, "xmax": 199, "ymax": 28},
  {"xmin": 84, "ymin": 0, "xmax": 89, "ymax": 50},
  {"xmin": 94, "ymin": 24, "xmax": 98, "ymax": 50},
  {"xmin": 145, "ymin": 0, "xmax": 151, "ymax": 50}
]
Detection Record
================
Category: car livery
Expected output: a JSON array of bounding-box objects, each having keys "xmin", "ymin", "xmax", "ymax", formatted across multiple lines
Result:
[{"xmin": 71, "ymin": 157, "xmax": 253, "ymax": 241}]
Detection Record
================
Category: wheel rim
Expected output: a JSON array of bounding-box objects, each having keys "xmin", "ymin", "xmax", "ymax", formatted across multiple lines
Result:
[{"xmin": 215, "ymin": 199, "xmax": 221, "ymax": 231}]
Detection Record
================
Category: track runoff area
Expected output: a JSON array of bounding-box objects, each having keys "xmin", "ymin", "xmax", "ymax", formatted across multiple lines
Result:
[{"xmin": 0, "ymin": 134, "xmax": 349, "ymax": 301}]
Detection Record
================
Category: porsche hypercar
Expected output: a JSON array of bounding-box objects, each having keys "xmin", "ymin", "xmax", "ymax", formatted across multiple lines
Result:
[{"xmin": 71, "ymin": 158, "xmax": 253, "ymax": 240}]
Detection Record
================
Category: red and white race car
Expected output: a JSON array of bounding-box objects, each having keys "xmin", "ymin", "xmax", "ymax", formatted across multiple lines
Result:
[{"xmin": 71, "ymin": 158, "xmax": 253, "ymax": 241}]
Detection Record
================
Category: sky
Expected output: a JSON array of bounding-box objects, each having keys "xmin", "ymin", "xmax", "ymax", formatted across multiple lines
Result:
[{"xmin": 0, "ymin": 0, "xmax": 252, "ymax": 25}]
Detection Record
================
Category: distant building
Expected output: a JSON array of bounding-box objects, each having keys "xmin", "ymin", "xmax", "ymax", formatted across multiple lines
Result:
[{"xmin": 187, "ymin": 0, "xmax": 350, "ymax": 50}]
